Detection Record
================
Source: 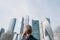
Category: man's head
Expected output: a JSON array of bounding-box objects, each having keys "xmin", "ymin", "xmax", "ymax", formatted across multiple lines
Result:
[{"xmin": 23, "ymin": 25, "xmax": 32, "ymax": 34}]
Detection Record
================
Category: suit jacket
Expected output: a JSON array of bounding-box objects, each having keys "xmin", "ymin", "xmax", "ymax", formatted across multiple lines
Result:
[{"xmin": 22, "ymin": 35, "xmax": 37, "ymax": 40}]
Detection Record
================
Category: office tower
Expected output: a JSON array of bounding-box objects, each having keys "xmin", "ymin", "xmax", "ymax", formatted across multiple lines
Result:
[
  {"xmin": 40, "ymin": 21, "xmax": 45, "ymax": 40},
  {"xmin": 43, "ymin": 18, "xmax": 54, "ymax": 40},
  {"xmin": 19, "ymin": 17, "xmax": 24, "ymax": 40},
  {"xmin": 0, "ymin": 28, "xmax": 5, "ymax": 37},
  {"xmin": 8, "ymin": 18, "xmax": 16, "ymax": 33},
  {"xmin": 24, "ymin": 15, "xmax": 29, "ymax": 25},
  {"xmin": 0, "ymin": 18, "xmax": 16, "ymax": 40},
  {"xmin": 32, "ymin": 20, "xmax": 40, "ymax": 40},
  {"xmin": 20, "ymin": 17, "xmax": 24, "ymax": 34}
]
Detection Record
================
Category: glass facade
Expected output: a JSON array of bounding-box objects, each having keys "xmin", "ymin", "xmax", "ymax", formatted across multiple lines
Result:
[
  {"xmin": 43, "ymin": 18, "xmax": 54, "ymax": 40},
  {"xmin": 45, "ymin": 29, "xmax": 51, "ymax": 40},
  {"xmin": 19, "ymin": 17, "xmax": 24, "ymax": 40},
  {"xmin": 20, "ymin": 17, "xmax": 24, "ymax": 34},
  {"xmin": 32, "ymin": 20, "xmax": 40, "ymax": 40},
  {"xmin": 9, "ymin": 18, "xmax": 16, "ymax": 33},
  {"xmin": 24, "ymin": 15, "xmax": 29, "ymax": 25},
  {"xmin": 0, "ymin": 28, "xmax": 5, "ymax": 37}
]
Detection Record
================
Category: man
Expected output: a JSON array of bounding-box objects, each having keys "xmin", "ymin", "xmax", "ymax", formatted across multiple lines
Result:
[{"xmin": 22, "ymin": 25, "xmax": 37, "ymax": 40}]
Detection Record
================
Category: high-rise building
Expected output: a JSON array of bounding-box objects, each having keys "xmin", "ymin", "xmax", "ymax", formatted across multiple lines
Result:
[
  {"xmin": 43, "ymin": 18, "xmax": 54, "ymax": 40},
  {"xmin": 32, "ymin": 20, "xmax": 40, "ymax": 40},
  {"xmin": 24, "ymin": 15, "xmax": 29, "ymax": 25},
  {"xmin": 0, "ymin": 18, "xmax": 17, "ymax": 40},
  {"xmin": 8, "ymin": 18, "xmax": 16, "ymax": 33},
  {"xmin": 20, "ymin": 17, "xmax": 24, "ymax": 34},
  {"xmin": 19, "ymin": 17, "xmax": 24, "ymax": 40},
  {"xmin": 40, "ymin": 21, "xmax": 45, "ymax": 40},
  {"xmin": 0, "ymin": 28, "xmax": 5, "ymax": 37}
]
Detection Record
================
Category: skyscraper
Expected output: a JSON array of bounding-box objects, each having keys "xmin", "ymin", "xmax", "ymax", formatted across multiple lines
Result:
[
  {"xmin": 0, "ymin": 18, "xmax": 16, "ymax": 40},
  {"xmin": 20, "ymin": 17, "xmax": 24, "ymax": 35},
  {"xmin": 43, "ymin": 18, "xmax": 54, "ymax": 40},
  {"xmin": 32, "ymin": 20, "xmax": 40, "ymax": 40},
  {"xmin": 0, "ymin": 28, "xmax": 5, "ymax": 37},
  {"xmin": 40, "ymin": 21, "xmax": 45, "ymax": 40},
  {"xmin": 19, "ymin": 17, "xmax": 24, "ymax": 40},
  {"xmin": 24, "ymin": 15, "xmax": 29, "ymax": 25},
  {"xmin": 8, "ymin": 18, "xmax": 16, "ymax": 33}
]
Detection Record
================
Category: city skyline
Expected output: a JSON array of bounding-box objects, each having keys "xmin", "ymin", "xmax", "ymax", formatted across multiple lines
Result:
[{"xmin": 0, "ymin": 0, "xmax": 60, "ymax": 32}]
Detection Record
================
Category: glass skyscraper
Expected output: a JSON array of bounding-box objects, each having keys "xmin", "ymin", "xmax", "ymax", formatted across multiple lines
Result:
[
  {"xmin": 24, "ymin": 15, "xmax": 29, "ymax": 25},
  {"xmin": 9, "ymin": 18, "xmax": 16, "ymax": 33},
  {"xmin": 0, "ymin": 18, "xmax": 16, "ymax": 40},
  {"xmin": 20, "ymin": 16, "xmax": 29, "ymax": 35},
  {"xmin": 43, "ymin": 18, "xmax": 54, "ymax": 40},
  {"xmin": 32, "ymin": 20, "xmax": 40, "ymax": 40},
  {"xmin": 19, "ymin": 17, "xmax": 24, "ymax": 40},
  {"xmin": 0, "ymin": 28, "xmax": 5, "ymax": 37},
  {"xmin": 19, "ymin": 16, "xmax": 29, "ymax": 40},
  {"xmin": 20, "ymin": 17, "xmax": 24, "ymax": 34}
]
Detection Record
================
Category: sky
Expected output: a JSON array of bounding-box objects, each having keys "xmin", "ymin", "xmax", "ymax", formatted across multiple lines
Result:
[{"xmin": 0, "ymin": 0, "xmax": 60, "ymax": 33}]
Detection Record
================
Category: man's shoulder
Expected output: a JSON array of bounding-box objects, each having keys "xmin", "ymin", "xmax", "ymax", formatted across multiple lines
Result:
[
  {"xmin": 28, "ymin": 35, "xmax": 37, "ymax": 40},
  {"xmin": 32, "ymin": 36, "xmax": 37, "ymax": 40},
  {"xmin": 22, "ymin": 35, "xmax": 38, "ymax": 40}
]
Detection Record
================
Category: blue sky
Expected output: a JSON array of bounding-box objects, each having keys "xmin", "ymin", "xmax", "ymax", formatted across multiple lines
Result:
[{"xmin": 0, "ymin": 0, "xmax": 60, "ymax": 33}]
